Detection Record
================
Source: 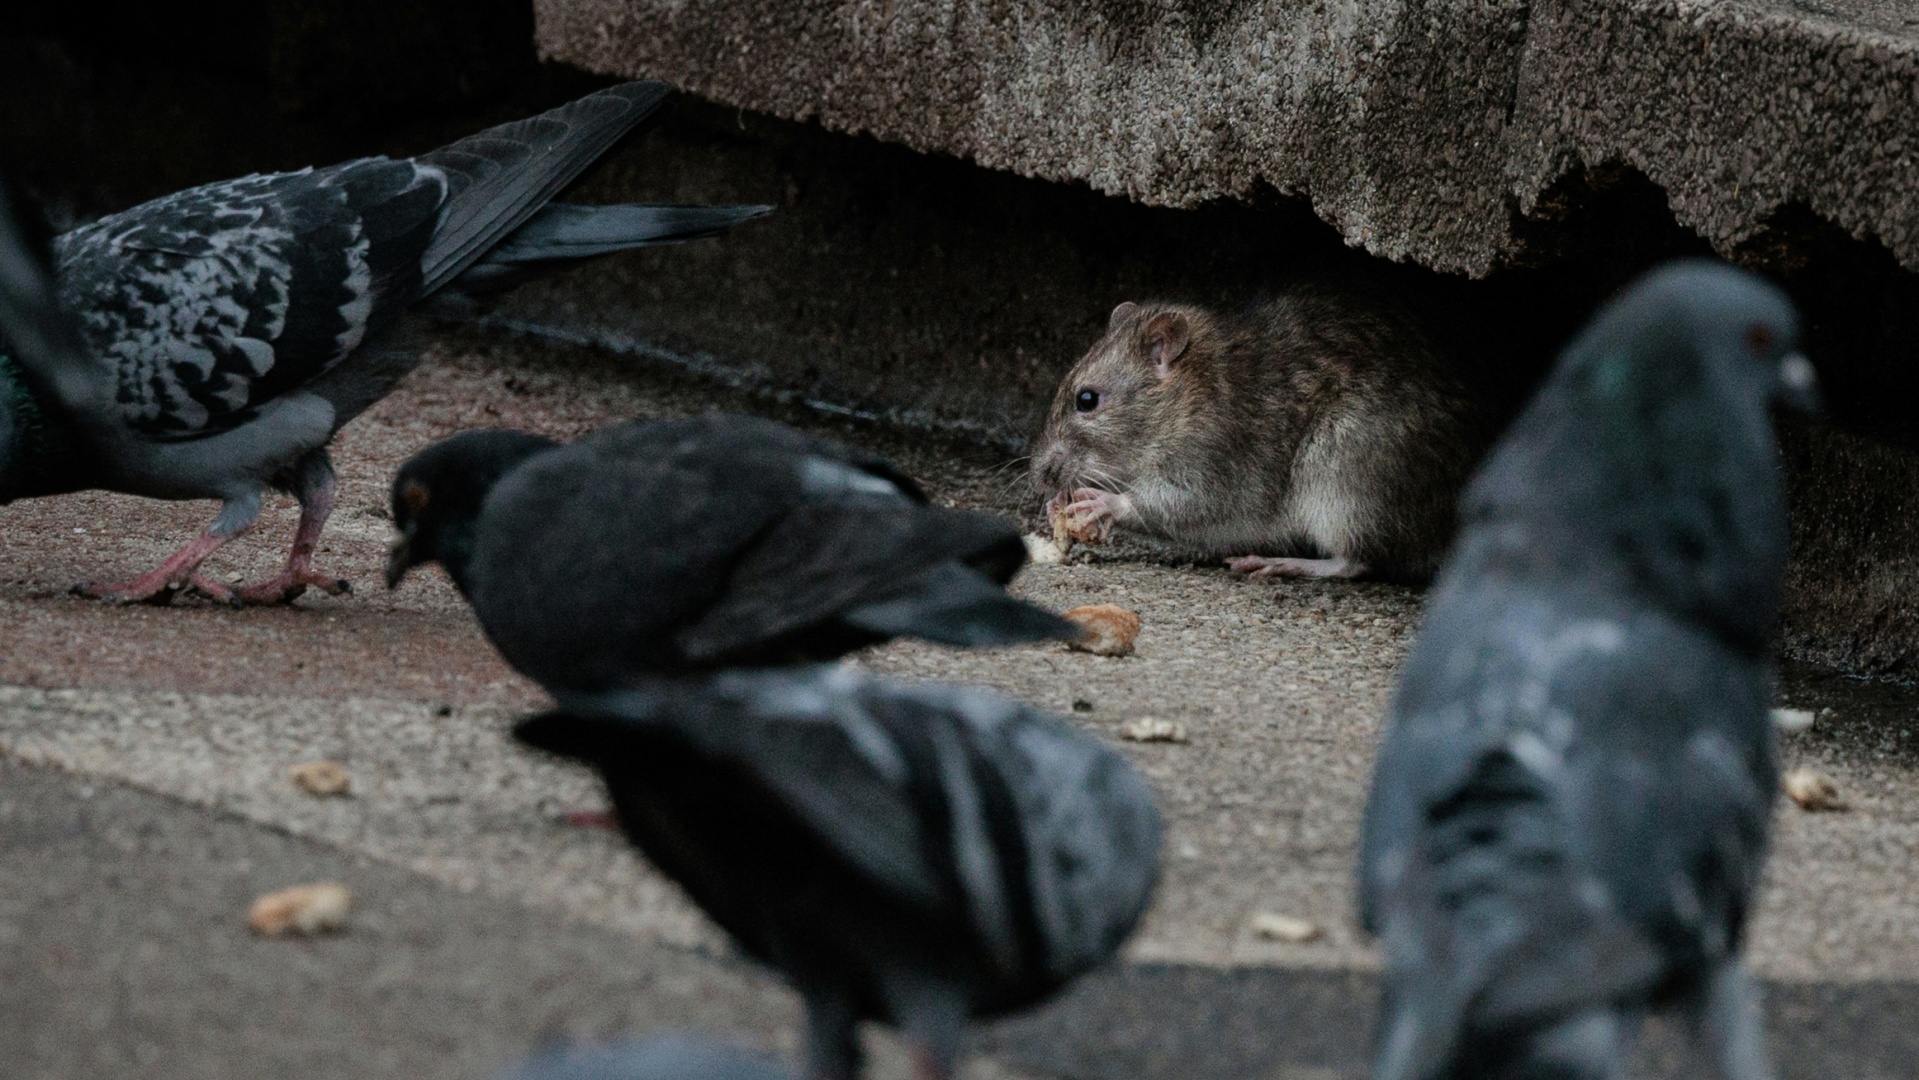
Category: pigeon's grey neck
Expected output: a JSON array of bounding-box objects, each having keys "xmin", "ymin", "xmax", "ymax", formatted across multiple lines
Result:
[{"xmin": 0, "ymin": 352, "xmax": 86, "ymax": 503}]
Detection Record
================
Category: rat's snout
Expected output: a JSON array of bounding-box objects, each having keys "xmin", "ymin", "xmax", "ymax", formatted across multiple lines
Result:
[{"xmin": 1030, "ymin": 438, "xmax": 1072, "ymax": 497}]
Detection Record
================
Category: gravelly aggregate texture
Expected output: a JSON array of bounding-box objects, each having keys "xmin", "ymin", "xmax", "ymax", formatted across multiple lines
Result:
[{"xmin": 531, "ymin": 0, "xmax": 1919, "ymax": 278}]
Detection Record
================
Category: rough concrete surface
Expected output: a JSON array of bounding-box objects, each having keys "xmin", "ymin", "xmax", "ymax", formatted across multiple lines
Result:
[
  {"xmin": 533, "ymin": 0, "xmax": 1919, "ymax": 278},
  {"xmin": 2, "ymin": 327, "xmax": 1918, "ymax": 1077}
]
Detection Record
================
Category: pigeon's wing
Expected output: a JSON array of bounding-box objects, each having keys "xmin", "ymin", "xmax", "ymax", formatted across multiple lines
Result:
[
  {"xmin": 539, "ymin": 671, "xmax": 1159, "ymax": 983},
  {"xmin": 1360, "ymin": 591, "xmax": 1674, "ymax": 1080},
  {"xmin": 675, "ymin": 670, "xmax": 1157, "ymax": 980},
  {"xmin": 531, "ymin": 674, "xmax": 947, "ymax": 910},
  {"xmin": 971, "ymin": 691, "xmax": 1164, "ymax": 980},
  {"xmin": 414, "ymin": 81, "xmax": 667, "ymax": 295},
  {"xmin": 52, "ymin": 160, "xmax": 444, "ymax": 440},
  {"xmin": 674, "ymin": 482, "xmax": 1060, "ymax": 661},
  {"xmin": 1574, "ymin": 621, "xmax": 1776, "ymax": 975}
]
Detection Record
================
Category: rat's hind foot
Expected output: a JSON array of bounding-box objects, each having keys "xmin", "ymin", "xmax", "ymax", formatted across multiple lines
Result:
[
  {"xmin": 233, "ymin": 566, "xmax": 353, "ymax": 606},
  {"xmin": 1227, "ymin": 554, "xmax": 1369, "ymax": 580}
]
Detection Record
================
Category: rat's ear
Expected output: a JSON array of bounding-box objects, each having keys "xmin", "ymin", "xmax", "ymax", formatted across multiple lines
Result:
[
  {"xmin": 1144, "ymin": 311, "xmax": 1191, "ymax": 379},
  {"xmin": 1108, "ymin": 301, "xmax": 1139, "ymax": 328}
]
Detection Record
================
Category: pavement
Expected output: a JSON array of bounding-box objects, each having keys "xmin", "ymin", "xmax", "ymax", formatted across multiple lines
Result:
[{"xmin": 2, "ymin": 325, "xmax": 1917, "ymax": 1079}]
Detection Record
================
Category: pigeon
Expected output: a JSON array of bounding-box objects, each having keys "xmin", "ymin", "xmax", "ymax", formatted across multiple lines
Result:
[
  {"xmin": 384, "ymin": 413, "xmax": 1077, "ymax": 690},
  {"xmin": 514, "ymin": 665, "xmax": 1163, "ymax": 1080},
  {"xmin": 0, "ymin": 174, "xmax": 91, "ymax": 487},
  {"xmin": 1357, "ymin": 261, "xmax": 1818, "ymax": 1080},
  {"xmin": 0, "ymin": 81, "xmax": 772, "ymax": 606},
  {"xmin": 494, "ymin": 1035, "xmax": 789, "ymax": 1080}
]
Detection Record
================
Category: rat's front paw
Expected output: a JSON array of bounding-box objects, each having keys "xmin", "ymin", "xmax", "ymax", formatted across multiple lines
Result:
[{"xmin": 1060, "ymin": 488, "xmax": 1131, "ymax": 544}]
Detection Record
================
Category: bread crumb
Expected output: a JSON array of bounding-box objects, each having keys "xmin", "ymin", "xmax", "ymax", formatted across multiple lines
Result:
[
  {"xmin": 1251, "ymin": 912, "xmax": 1322, "ymax": 943},
  {"xmin": 1783, "ymin": 768, "xmax": 1847, "ymax": 811},
  {"xmin": 1064, "ymin": 604, "xmax": 1140, "ymax": 656},
  {"xmin": 249, "ymin": 883, "xmax": 351, "ymax": 936},
  {"xmin": 1119, "ymin": 718, "xmax": 1189, "ymax": 744},
  {"xmin": 1022, "ymin": 534, "xmax": 1066, "ymax": 565},
  {"xmin": 1770, "ymin": 707, "xmax": 1816, "ymax": 734},
  {"xmin": 288, "ymin": 760, "xmax": 350, "ymax": 797},
  {"xmin": 1049, "ymin": 506, "xmax": 1075, "ymax": 554}
]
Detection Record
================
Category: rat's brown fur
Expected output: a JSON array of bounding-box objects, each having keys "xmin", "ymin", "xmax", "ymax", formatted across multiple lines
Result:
[{"xmin": 1030, "ymin": 292, "xmax": 1484, "ymax": 582}]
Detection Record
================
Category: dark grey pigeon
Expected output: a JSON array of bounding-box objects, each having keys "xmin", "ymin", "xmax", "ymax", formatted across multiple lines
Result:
[
  {"xmin": 494, "ymin": 1035, "xmax": 789, "ymax": 1080},
  {"xmin": 0, "ymin": 82, "xmax": 771, "ymax": 606},
  {"xmin": 1358, "ymin": 261, "xmax": 1818, "ymax": 1080},
  {"xmin": 384, "ymin": 413, "xmax": 1077, "ymax": 689},
  {"xmin": 514, "ymin": 665, "xmax": 1163, "ymax": 1080}
]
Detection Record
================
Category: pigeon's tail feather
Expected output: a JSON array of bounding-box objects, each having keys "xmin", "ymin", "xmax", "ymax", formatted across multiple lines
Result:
[
  {"xmin": 414, "ymin": 81, "xmax": 669, "ymax": 295},
  {"xmin": 840, "ymin": 562, "xmax": 1077, "ymax": 648},
  {"xmin": 486, "ymin": 203, "xmax": 774, "ymax": 263},
  {"xmin": 453, "ymin": 202, "xmax": 773, "ymax": 291}
]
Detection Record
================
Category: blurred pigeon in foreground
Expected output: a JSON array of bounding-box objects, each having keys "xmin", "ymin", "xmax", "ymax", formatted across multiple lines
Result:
[
  {"xmin": 0, "ymin": 175, "xmax": 90, "ymax": 484},
  {"xmin": 1358, "ymin": 261, "xmax": 1816, "ymax": 1080},
  {"xmin": 515, "ymin": 665, "xmax": 1163, "ymax": 1080},
  {"xmin": 495, "ymin": 1035, "xmax": 788, "ymax": 1080},
  {"xmin": 0, "ymin": 81, "xmax": 770, "ymax": 606},
  {"xmin": 385, "ymin": 414, "xmax": 1076, "ymax": 690}
]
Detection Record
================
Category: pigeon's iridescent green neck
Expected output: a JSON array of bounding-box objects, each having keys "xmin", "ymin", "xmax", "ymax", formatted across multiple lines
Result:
[{"xmin": 0, "ymin": 352, "xmax": 82, "ymax": 501}]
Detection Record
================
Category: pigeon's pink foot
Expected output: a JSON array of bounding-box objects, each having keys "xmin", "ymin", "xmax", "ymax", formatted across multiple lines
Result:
[
  {"xmin": 563, "ymin": 809, "xmax": 621, "ymax": 831},
  {"xmin": 236, "ymin": 462, "xmax": 350, "ymax": 605},
  {"xmin": 72, "ymin": 529, "xmax": 240, "ymax": 606},
  {"xmin": 74, "ymin": 572, "xmax": 241, "ymax": 607},
  {"xmin": 234, "ymin": 566, "xmax": 352, "ymax": 606},
  {"xmin": 1227, "ymin": 554, "xmax": 1370, "ymax": 580}
]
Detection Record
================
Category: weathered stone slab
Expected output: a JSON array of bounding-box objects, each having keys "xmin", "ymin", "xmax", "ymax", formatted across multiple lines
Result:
[{"xmin": 534, "ymin": 0, "xmax": 1919, "ymax": 277}]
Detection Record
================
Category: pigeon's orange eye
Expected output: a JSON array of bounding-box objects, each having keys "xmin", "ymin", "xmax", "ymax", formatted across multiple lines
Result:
[{"xmin": 1745, "ymin": 323, "xmax": 1776, "ymax": 356}]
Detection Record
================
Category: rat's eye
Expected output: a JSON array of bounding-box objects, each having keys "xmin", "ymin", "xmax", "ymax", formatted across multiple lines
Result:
[{"xmin": 1075, "ymin": 389, "xmax": 1101, "ymax": 413}]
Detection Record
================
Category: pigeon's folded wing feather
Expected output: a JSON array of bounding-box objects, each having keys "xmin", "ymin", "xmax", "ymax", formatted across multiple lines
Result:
[
  {"xmin": 533, "ymin": 680, "xmax": 946, "ymax": 909},
  {"xmin": 673, "ymin": 497, "xmax": 1045, "ymax": 661},
  {"xmin": 52, "ymin": 160, "xmax": 442, "ymax": 440}
]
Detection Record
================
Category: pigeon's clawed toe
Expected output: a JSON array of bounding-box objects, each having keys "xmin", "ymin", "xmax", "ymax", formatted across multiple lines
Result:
[
  {"xmin": 71, "ymin": 574, "xmax": 239, "ymax": 608},
  {"xmin": 233, "ymin": 567, "xmax": 352, "ymax": 606}
]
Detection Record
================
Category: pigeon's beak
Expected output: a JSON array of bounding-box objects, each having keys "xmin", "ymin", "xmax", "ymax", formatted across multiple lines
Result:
[
  {"xmin": 384, "ymin": 526, "xmax": 420, "ymax": 589},
  {"xmin": 1775, "ymin": 352, "xmax": 1822, "ymax": 415}
]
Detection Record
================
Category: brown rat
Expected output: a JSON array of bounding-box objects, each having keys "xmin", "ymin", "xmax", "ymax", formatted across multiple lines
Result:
[{"xmin": 1030, "ymin": 291, "xmax": 1484, "ymax": 582}]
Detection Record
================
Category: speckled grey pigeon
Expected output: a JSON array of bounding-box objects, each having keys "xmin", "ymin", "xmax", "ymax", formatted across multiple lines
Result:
[
  {"xmin": 0, "ymin": 81, "xmax": 771, "ymax": 606},
  {"xmin": 384, "ymin": 413, "xmax": 1077, "ymax": 689},
  {"xmin": 494, "ymin": 1035, "xmax": 789, "ymax": 1080},
  {"xmin": 514, "ymin": 665, "xmax": 1163, "ymax": 1080},
  {"xmin": 1358, "ymin": 261, "xmax": 1818, "ymax": 1080}
]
